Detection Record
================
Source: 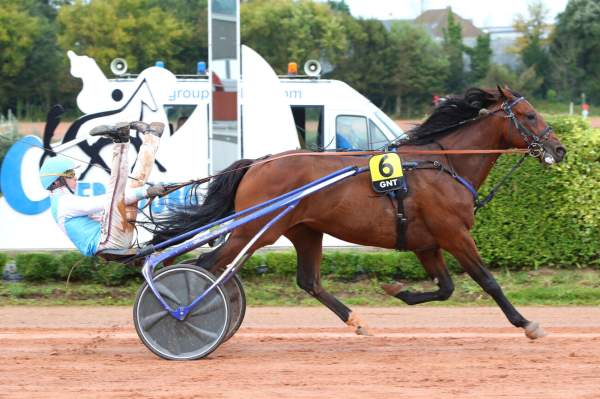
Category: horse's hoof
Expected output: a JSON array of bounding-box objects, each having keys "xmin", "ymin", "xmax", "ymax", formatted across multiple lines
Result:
[
  {"xmin": 355, "ymin": 325, "xmax": 371, "ymax": 336},
  {"xmin": 524, "ymin": 321, "xmax": 547, "ymax": 340},
  {"xmin": 382, "ymin": 282, "xmax": 404, "ymax": 297},
  {"xmin": 346, "ymin": 312, "xmax": 371, "ymax": 336}
]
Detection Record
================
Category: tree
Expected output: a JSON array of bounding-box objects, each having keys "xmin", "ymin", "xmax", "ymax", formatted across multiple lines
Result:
[
  {"xmin": 329, "ymin": 18, "xmax": 395, "ymax": 111},
  {"xmin": 466, "ymin": 33, "xmax": 492, "ymax": 84},
  {"xmin": 241, "ymin": 0, "xmax": 348, "ymax": 74},
  {"xmin": 57, "ymin": 0, "xmax": 194, "ymax": 75},
  {"xmin": 147, "ymin": 0, "xmax": 208, "ymax": 74},
  {"xmin": 327, "ymin": 0, "xmax": 350, "ymax": 15},
  {"xmin": 442, "ymin": 9, "xmax": 464, "ymax": 94},
  {"xmin": 511, "ymin": 1, "xmax": 551, "ymax": 96},
  {"xmin": 548, "ymin": 34, "xmax": 583, "ymax": 101},
  {"xmin": 549, "ymin": 0, "xmax": 600, "ymax": 103},
  {"xmin": 0, "ymin": 0, "xmax": 62, "ymax": 114},
  {"xmin": 388, "ymin": 22, "xmax": 448, "ymax": 116},
  {"xmin": 479, "ymin": 64, "xmax": 542, "ymax": 97}
]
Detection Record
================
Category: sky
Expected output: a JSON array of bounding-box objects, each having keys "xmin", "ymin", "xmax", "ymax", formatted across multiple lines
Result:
[{"xmin": 342, "ymin": 0, "xmax": 569, "ymax": 27}]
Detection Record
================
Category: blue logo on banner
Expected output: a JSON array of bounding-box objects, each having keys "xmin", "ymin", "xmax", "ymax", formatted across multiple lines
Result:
[
  {"xmin": 0, "ymin": 136, "xmax": 50, "ymax": 215},
  {"xmin": 1, "ymin": 136, "xmax": 197, "ymax": 216}
]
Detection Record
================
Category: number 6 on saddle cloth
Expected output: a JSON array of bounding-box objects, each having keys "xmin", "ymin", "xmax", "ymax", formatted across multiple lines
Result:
[{"xmin": 369, "ymin": 153, "xmax": 407, "ymax": 193}]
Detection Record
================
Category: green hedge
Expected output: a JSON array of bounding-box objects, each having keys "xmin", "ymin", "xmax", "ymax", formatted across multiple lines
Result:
[
  {"xmin": 4, "ymin": 250, "xmax": 444, "ymax": 285},
  {"xmin": 242, "ymin": 250, "xmax": 436, "ymax": 281},
  {"xmin": 12, "ymin": 252, "xmax": 143, "ymax": 286},
  {"xmin": 473, "ymin": 116, "xmax": 599, "ymax": 269}
]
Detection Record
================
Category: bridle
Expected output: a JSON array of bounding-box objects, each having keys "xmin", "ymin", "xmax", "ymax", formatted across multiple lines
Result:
[{"xmin": 499, "ymin": 96, "xmax": 554, "ymax": 158}]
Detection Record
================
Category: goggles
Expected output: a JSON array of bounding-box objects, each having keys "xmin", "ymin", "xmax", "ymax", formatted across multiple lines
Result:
[{"xmin": 40, "ymin": 169, "xmax": 77, "ymax": 179}]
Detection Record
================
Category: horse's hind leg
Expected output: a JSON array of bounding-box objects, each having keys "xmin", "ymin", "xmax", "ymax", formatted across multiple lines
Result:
[
  {"xmin": 382, "ymin": 248, "xmax": 454, "ymax": 305},
  {"xmin": 195, "ymin": 233, "xmax": 252, "ymax": 274},
  {"xmin": 287, "ymin": 225, "xmax": 371, "ymax": 336},
  {"xmin": 444, "ymin": 230, "xmax": 546, "ymax": 340}
]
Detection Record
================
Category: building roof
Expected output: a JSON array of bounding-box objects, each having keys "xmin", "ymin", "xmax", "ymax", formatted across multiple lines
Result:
[{"xmin": 414, "ymin": 7, "xmax": 483, "ymax": 38}]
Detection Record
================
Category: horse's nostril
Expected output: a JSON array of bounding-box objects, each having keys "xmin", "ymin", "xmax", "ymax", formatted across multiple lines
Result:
[{"xmin": 555, "ymin": 146, "xmax": 567, "ymax": 160}]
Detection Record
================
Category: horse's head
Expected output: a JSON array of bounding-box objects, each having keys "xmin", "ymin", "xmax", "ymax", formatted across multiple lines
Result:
[{"xmin": 493, "ymin": 86, "xmax": 566, "ymax": 165}]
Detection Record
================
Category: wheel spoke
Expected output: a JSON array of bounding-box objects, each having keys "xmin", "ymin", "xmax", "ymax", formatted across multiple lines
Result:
[
  {"xmin": 185, "ymin": 271, "xmax": 193, "ymax": 303},
  {"xmin": 184, "ymin": 321, "xmax": 219, "ymax": 341},
  {"xmin": 155, "ymin": 281, "xmax": 182, "ymax": 306},
  {"xmin": 188, "ymin": 294, "xmax": 222, "ymax": 318},
  {"xmin": 141, "ymin": 309, "xmax": 169, "ymax": 331}
]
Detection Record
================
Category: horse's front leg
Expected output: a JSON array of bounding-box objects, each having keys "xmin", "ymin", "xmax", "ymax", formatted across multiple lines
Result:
[
  {"xmin": 382, "ymin": 248, "xmax": 454, "ymax": 305},
  {"xmin": 444, "ymin": 230, "xmax": 546, "ymax": 340}
]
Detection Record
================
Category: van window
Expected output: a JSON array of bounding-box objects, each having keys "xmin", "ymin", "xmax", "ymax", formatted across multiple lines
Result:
[
  {"xmin": 369, "ymin": 119, "xmax": 389, "ymax": 149},
  {"xmin": 336, "ymin": 115, "xmax": 368, "ymax": 150},
  {"xmin": 291, "ymin": 106, "xmax": 323, "ymax": 150}
]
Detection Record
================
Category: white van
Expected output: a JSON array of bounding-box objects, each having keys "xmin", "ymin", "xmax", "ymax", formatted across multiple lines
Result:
[{"xmin": 281, "ymin": 77, "xmax": 405, "ymax": 151}]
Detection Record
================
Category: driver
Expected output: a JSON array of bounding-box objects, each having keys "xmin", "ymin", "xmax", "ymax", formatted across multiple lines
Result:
[
  {"xmin": 336, "ymin": 119, "xmax": 354, "ymax": 150},
  {"xmin": 39, "ymin": 121, "xmax": 166, "ymax": 256}
]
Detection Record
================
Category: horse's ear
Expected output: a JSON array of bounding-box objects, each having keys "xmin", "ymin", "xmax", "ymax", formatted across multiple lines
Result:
[{"xmin": 497, "ymin": 85, "xmax": 508, "ymax": 100}]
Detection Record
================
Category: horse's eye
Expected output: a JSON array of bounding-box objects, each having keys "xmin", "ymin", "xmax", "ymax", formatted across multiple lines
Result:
[{"xmin": 526, "ymin": 113, "xmax": 536, "ymax": 121}]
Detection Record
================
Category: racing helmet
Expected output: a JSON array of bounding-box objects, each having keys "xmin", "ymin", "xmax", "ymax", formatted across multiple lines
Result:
[{"xmin": 39, "ymin": 157, "xmax": 77, "ymax": 190}]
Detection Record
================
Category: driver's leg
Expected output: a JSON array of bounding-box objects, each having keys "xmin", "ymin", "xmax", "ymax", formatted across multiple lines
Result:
[
  {"xmin": 96, "ymin": 122, "xmax": 163, "ymax": 252},
  {"xmin": 125, "ymin": 123, "xmax": 163, "ymax": 223},
  {"xmin": 97, "ymin": 140, "xmax": 131, "ymax": 251}
]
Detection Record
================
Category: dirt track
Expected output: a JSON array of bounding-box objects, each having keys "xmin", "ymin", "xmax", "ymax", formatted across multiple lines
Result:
[{"xmin": 1, "ymin": 306, "xmax": 600, "ymax": 398}]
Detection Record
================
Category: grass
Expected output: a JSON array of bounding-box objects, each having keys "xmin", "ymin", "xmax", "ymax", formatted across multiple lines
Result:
[{"xmin": 1, "ymin": 267, "xmax": 599, "ymax": 306}]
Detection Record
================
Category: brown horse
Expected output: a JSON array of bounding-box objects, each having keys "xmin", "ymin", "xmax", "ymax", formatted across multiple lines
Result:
[{"xmin": 152, "ymin": 87, "xmax": 566, "ymax": 339}]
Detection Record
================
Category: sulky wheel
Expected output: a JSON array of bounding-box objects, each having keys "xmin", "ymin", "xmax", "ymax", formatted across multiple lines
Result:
[
  {"xmin": 133, "ymin": 264, "xmax": 230, "ymax": 360},
  {"xmin": 222, "ymin": 273, "xmax": 246, "ymax": 341},
  {"xmin": 182, "ymin": 258, "xmax": 247, "ymax": 342}
]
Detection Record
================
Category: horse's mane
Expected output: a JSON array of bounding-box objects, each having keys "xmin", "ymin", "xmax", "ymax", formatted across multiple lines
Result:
[{"xmin": 405, "ymin": 88, "xmax": 502, "ymax": 145}]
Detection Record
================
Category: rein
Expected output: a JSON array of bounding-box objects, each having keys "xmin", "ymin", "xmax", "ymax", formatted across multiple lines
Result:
[{"xmin": 160, "ymin": 148, "xmax": 528, "ymax": 195}]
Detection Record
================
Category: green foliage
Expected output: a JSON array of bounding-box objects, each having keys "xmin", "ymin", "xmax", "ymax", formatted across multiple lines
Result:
[
  {"xmin": 241, "ymin": 0, "xmax": 348, "ymax": 74},
  {"xmin": 94, "ymin": 261, "xmax": 140, "ymax": 286},
  {"xmin": 240, "ymin": 250, "xmax": 427, "ymax": 281},
  {"xmin": 16, "ymin": 253, "xmax": 60, "ymax": 281},
  {"xmin": 473, "ymin": 116, "xmax": 600, "ymax": 269},
  {"xmin": 57, "ymin": 0, "xmax": 194, "ymax": 75},
  {"xmin": 0, "ymin": 1, "xmax": 61, "ymax": 113},
  {"xmin": 442, "ymin": 9, "xmax": 464, "ymax": 93},
  {"xmin": 11, "ymin": 252, "xmax": 140, "ymax": 285},
  {"xmin": 550, "ymin": 0, "xmax": 600, "ymax": 103},
  {"xmin": 0, "ymin": 252, "xmax": 7, "ymax": 268},
  {"xmin": 330, "ymin": 18, "xmax": 396, "ymax": 112},
  {"xmin": 326, "ymin": 0, "xmax": 350, "ymax": 14},
  {"xmin": 146, "ymin": 0, "xmax": 208, "ymax": 74},
  {"xmin": 387, "ymin": 21, "xmax": 448, "ymax": 116},
  {"xmin": 56, "ymin": 251, "xmax": 98, "ymax": 281},
  {"xmin": 511, "ymin": 1, "xmax": 552, "ymax": 96},
  {"xmin": 479, "ymin": 64, "xmax": 542, "ymax": 97},
  {"xmin": 467, "ymin": 34, "xmax": 492, "ymax": 83}
]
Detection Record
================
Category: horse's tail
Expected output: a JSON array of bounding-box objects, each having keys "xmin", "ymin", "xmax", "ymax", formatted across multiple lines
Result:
[{"xmin": 149, "ymin": 158, "xmax": 254, "ymax": 244}]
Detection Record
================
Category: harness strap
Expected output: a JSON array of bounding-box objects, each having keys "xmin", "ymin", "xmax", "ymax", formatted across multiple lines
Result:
[
  {"xmin": 405, "ymin": 160, "xmax": 478, "ymax": 201},
  {"xmin": 404, "ymin": 156, "xmax": 527, "ymax": 211},
  {"xmin": 474, "ymin": 154, "xmax": 528, "ymax": 212},
  {"xmin": 385, "ymin": 188, "xmax": 409, "ymax": 251},
  {"xmin": 395, "ymin": 191, "xmax": 408, "ymax": 250}
]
